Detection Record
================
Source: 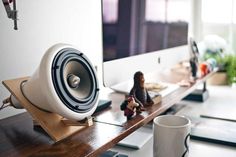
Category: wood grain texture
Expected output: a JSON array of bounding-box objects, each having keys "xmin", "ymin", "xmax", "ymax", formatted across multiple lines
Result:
[
  {"xmin": 2, "ymin": 77, "xmax": 87, "ymax": 142},
  {"xmin": 0, "ymin": 71, "xmax": 216, "ymax": 157},
  {"xmin": 0, "ymin": 113, "xmax": 124, "ymax": 157}
]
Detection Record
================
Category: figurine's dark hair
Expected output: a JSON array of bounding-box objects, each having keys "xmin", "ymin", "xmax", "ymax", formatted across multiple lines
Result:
[{"xmin": 133, "ymin": 71, "xmax": 143, "ymax": 88}]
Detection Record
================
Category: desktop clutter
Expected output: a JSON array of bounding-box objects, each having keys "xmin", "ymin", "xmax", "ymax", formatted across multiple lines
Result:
[
  {"xmin": 119, "ymin": 52, "xmax": 216, "ymax": 120},
  {"xmin": 190, "ymin": 37, "xmax": 218, "ymax": 79},
  {"xmin": 177, "ymin": 38, "xmax": 217, "ymax": 87},
  {"xmin": 120, "ymin": 71, "xmax": 155, "ymax": 120}
]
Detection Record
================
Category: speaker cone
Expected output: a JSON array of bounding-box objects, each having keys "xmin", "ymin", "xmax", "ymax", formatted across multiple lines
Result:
[{"xmin": 52, "ymin": 48, "xmax": 99, "ymax": 113}]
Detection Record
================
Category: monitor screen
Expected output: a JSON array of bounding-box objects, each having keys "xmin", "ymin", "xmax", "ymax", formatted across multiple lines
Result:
[
  {"xmin": 102, "ymin": 0, "xmax": 191, "ymax": 88},
  {"xmin": 102, "ymin": 0, "xmax": 189, "ymax": 62}
]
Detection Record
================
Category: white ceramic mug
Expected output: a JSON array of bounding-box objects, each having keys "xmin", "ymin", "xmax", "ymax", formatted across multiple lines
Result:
[{"xmin": 153, "ymin": 115, "xmax": 191, "ymax": 157}]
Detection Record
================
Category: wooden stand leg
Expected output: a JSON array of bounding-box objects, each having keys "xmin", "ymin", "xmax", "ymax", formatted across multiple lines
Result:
[{"xmin": 61, "ymin": 116, "xmax": 93, "ymax": 126}]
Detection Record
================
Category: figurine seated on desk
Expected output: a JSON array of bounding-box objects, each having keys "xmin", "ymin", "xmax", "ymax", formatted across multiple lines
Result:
[
  {"xmin": 120, "ymin": 96, "xmax": 141, "ymax": 120},
  {"xmin": 129, "ymin": 71, "xmax": 154, "ymax": 107}
]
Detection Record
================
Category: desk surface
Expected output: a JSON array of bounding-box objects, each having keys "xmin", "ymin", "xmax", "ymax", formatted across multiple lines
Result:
[
  {"xmin": 112, "ymin": 85, "xmax": 236, "ymax": 157},
  {"xmin": 0, "ymin": 72, "xmax": 215, "ymax": 157}
]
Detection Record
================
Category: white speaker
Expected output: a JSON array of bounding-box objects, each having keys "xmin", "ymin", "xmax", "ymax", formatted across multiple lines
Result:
[{"xmin": 17, "ymin": 43, "xmax": 99, "ymax": 121}]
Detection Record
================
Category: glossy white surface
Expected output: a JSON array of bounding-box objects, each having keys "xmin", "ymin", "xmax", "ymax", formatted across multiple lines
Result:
[
  {"xmin": 22, "ymin": 44, "xmax": 99, "ymax": 121},
  {"xmin": 103, "ymin": 46, "xmax": 190, "ymax": 87}
]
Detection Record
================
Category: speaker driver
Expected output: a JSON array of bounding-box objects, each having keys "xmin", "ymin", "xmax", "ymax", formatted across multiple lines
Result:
[
  {"xmin": 52, "ymin": 48, "xmax": 99, "ymax": 113},
  {"xmin": 64, "ymin": 61, "xmax": 92, "ymax": 100},
  {"xmin": 21, "ymin": 43, "xmax": 99, "ymax": 121}
]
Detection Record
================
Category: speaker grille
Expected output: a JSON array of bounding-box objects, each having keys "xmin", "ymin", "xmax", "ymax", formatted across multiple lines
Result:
[{"xmin": 51, "ymin": 48, "xmax": 99, "ymax": 113}]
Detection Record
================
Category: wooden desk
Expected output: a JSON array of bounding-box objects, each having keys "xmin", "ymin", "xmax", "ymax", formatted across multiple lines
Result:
[{"xmin": 0, "ymin": 72, "xmax": 215, "ymax": 157}]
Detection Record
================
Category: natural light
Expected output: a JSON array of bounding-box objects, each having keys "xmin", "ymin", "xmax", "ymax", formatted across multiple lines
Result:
[{"xmin": 202, "ymin": 0, "xmax": 235, "ymax": 24}]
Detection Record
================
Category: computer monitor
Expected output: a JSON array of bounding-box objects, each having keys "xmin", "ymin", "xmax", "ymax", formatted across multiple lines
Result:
[{"xmin": 102, "ymin": 0, "xmax": 191, "ymax": 89}]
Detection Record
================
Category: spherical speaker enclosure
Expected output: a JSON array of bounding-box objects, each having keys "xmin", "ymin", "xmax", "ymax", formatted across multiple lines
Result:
[{"xmin": 21, "ymin": 43, "xmax": 99, "ymax": 121}]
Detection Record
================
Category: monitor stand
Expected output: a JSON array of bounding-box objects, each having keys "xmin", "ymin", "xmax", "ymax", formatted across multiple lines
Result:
[{"xmin": 183, "ymin": 81, "xmax": 209, "ymax": 102}]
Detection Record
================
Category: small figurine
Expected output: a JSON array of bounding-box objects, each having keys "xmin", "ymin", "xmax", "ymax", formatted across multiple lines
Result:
[
  {"xmin": 120, "ymin": 95, "xmax": 140, "ymax": 120},
  {"xmin": 199, "ymin": 58, "xmax": 216, "ymax": 77},
  {"xmin": 190, "ymin": 58, "xmax": 198, "ymax": 78},
  {"xmin": 189, "ymin": 38, "xmax": 199, "ymax": 79},
  {"xmin": 199, "ymin": 62, "xmax": 211, "ymax": 76},
  {"xmin": 129, "ymin": 71, "xmax": 154, "ymax": 107}
]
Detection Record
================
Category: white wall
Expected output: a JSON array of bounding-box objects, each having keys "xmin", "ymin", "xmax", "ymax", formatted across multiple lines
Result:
[
  {"xmin": 190, "ymin": 0, "xmax": 202, "ymax": 42},
  {"xmin": 0, "ymin": 0, "xmax": 103, "ymax": 119}
]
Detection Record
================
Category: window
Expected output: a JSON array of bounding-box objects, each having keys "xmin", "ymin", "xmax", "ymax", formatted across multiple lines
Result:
[
  {"xmin": 202, "ymin": 0, "xmax": 232, "ymax": 24},
  {"xmin": 200, "ymin": 0, "xmax": 236, "ymax": 52}
]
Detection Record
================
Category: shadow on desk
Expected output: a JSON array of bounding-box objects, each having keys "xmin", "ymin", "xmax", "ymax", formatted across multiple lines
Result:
[{"xmin": 0, "ymin": 113, "xmax": 53, "ymax": 156}]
